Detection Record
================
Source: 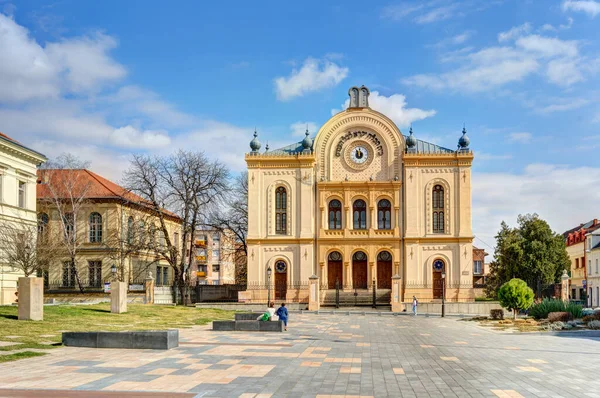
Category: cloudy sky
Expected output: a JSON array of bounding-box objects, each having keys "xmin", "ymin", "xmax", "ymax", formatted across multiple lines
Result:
[{"xmin": 1, "ymin": 0, "xmax": 600, "ymax": 250}]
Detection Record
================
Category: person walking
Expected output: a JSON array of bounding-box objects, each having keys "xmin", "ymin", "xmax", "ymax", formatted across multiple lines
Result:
[
  {"xmin": 412, "ymin": 296, "xmax": 418, "ymax": 316},
  {"xmin": 275, "ymin": 303, "xmax": 288, "ymax": 331}
]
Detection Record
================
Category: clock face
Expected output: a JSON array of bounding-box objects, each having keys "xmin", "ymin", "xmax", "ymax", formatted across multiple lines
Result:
[
  {"xmin": 350, "ymin": 146, "xmax": 369, "ymax": 164},
  {"xmin": 433, "ymin": 260, "xmax": 444, "ymax": 271},
  {"xmin": 275, "ymin": 261, "xmax": 287, "ymax": 273}
]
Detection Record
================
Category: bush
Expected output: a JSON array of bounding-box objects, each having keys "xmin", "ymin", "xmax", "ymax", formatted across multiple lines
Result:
[
  {"xmin": 548, "ymin": 312, "xmax": 573, "ymax": 322},
  {"xmin": 475, "ymin": 297, "xmax": 495, "ymax": 302},
  {"xmin": 498, "ymin": 279, "xmax": 534, "ymax": 320},
  {"xmin": 588, "ymin": 320, "xmax": 600, "ymax": 330},
  {"xmin": 528, "ymin": 299, "xmax": 583, "ymax": 320},
  {"xmin": 490, "ymin": 309, "xmax": 504, "ymax": 320},
  {"xmin": 544, "ymin": 321, "xmax": 565, "ymax": 331}
]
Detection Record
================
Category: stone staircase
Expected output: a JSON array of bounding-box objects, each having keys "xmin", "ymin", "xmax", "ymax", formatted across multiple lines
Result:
[{"xmin": 321, "ymin": 288, "xmax": 391, "ymax": 307}]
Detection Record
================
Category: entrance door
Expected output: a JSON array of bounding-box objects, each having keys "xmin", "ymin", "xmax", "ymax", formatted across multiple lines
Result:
[
  {"xmin": 327, "ymin": 251, "xmax": 343, "ymax": 289},
  {"xmin": 377, "ymin": 251, "xmax": 392, "ymax": 289},
  {"xmin": 432, "ymin": 259, "xmax": 445, "ymax": 299},
  {"xmin": 352, "ymin": 251, "xmax": 368, "ymax": 289},
  {"xmin": 274, "ymin": 260, "xmax": 287, "ymax": 301}
]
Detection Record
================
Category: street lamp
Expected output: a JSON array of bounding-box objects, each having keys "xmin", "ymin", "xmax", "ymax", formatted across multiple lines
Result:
[
  {"xmin": 441, "ymin": 271, "xmax": 446, "ymax": 318},
  {"xmin": 111, "ymin": 264, "xmax": 117, "ymax": 281},
  {"xmin": 267, "ymin": 266, "xmax": 272, "ymax": 305}
]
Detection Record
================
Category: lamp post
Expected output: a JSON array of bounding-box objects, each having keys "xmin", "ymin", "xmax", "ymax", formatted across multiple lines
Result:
[
  {"xmin": 111, "ymin": 264, "xmax": 117, "ymax": 282},
  {"xmin": 441, "ymin": 271, "xmax": 446, "ymax": 318},
  {"xmin": 267, "ymin": 266, "xmax": 272, "ymax": 305}
]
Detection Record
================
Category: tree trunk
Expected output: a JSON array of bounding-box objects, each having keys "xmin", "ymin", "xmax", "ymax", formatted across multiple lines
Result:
[
  {"xmin": 513, "ymin": 308, "xmax": 517, "ymax": 320},
  {"xmin": 73, "ymin": 258, "xmax": 85, "ymax": 293}
]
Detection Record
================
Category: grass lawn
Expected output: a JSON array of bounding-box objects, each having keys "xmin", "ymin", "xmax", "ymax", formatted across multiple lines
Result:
[{"xmin": 0, "ymin": 304, "xmax": 234, "ymax": 355}]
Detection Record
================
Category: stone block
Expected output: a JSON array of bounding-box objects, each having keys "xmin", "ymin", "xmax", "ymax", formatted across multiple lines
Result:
[
  {"xmin": 234, "ymin": 313, "xmax": 263, "ymax": 321},
  {"xmin": 235, "ymin": 320, "xmax": 260, "ymax": 331},
  {"xmin": 259, "ymin": 321, "xmax": 284, "ymax": 332},
  {"xmin": 62, "ymin": 332, "xmax": 99, "ymax": 348},
  {"xmin": 18, "ymin": 277, "xmax": 44, "ymax": 321},
  {"xmin": 111, "ymin": 281, "xmax": 127, "ymax": 314},
  {"xmin": 98, "ymin": 332, "xmax": 133, "ymax": 349},
  {"xmin": 212, "ymin": 321, "xmax": 236, "ymax": 331},
  {"xmin": 132, "ymin": 330, "xmax": 178, "ymax": 350}
]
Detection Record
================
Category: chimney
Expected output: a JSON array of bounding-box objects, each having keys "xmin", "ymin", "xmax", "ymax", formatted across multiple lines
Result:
[{"xmin": 594, "ymin": 219, "xmax": 598, "ymax": 226}]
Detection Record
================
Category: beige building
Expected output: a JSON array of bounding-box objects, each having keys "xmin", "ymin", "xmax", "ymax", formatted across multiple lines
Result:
[
  {"xmin": 0, "ymin": 133, "xmax": 47, "ymax": 304},
  {"xmin": 193, "ymin": 229, "xmax": 236, "ymax": 285},
  {"xmin": 244, "ymin": 86, "xmax": 475, "ymax": 303},
  {"xmin": 36, "ymin": 169, "xmax": 182, "ymax": 290},
  {"xmin": 563, "ymin": 219, "xmax": 600, "ymax": 301},
  {"xmin": 585, "ymin": 230, "xmax": 600, "ymax": 307}
]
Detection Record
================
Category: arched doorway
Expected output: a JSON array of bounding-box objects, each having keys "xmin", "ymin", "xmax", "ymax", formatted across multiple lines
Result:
[
  {"xmin": 352, "ymin": 251, "xmax": 368, "ymax": 289},
  {"xmin": 327, "ymin": 251, "xmax": 343, "ymax": 289},
  {"xmin": 432, "ymin": 259, "xmax": 445, "ymax": 299},
  {"xmin": 274, "ymin": 260, "xmax": 287, "ymax": 300},
  {"xmin": 377, "ymin": 251, "xmax": 392, "ymax": 289}
]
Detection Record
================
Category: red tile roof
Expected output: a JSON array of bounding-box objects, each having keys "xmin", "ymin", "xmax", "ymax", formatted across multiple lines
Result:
[
  {"xmin": 37, "ymin": 169, "xmax": 181, "ymax": 221},
  {"xmin": 0, "ymin": 132, "xmax": 21, "ymax": 144}
]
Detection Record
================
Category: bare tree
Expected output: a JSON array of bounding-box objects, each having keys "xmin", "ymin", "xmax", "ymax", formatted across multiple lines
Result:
[
  {"xmin": 206, "ymin": 171, "xmax": 248, "ymax": 284},
  {"xmin": 0, "ymin": 222, "xmax": 58, "ymax": 277},
  {"xmin": 123, "ymin": 150, "xmax": 229, "ymax": 305},
  {"xmin": 38, "ymin": 154, "xmax": 92, "ymax": 292}
]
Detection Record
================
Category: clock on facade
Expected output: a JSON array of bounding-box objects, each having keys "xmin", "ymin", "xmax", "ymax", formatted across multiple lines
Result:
[
  {"xmin": 350, "ymin": 146, "xmax": 369, "ymax": 164},
  {"xmin": 433, "ymin": 260, "xmax": 444, "ymax": 271},
  {"xmin": 275, "ymin": 261, "xmax": 287, "ymax": 273}
]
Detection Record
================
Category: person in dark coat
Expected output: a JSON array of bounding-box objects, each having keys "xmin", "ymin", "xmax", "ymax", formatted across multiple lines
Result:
[{"xmin": 275, "ymin": 303, "xmax": 288, "ymax": 331}]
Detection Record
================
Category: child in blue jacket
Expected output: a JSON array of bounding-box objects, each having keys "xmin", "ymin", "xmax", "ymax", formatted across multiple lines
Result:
[{"xmin": 275, "ymin": 303, "xmax": 288, "ymax": 331}]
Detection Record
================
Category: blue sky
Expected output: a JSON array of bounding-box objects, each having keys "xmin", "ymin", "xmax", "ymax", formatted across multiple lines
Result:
[{"xmin": 1, "ymin": 0, "xmax": 600, "ymax": 249}]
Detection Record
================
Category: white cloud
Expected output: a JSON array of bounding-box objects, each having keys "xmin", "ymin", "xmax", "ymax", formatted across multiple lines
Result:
[
  {"xmin": 415, "ymin": 4, "xmax": 457, "ymax": 24},
  {"xmin": 274, "ymin": 57, "xmax": 348, "ymax": 101},
  {"xmin": 540, "ymin": 24, "xmax": 557, "ymax": 32},
  {"xmin": 109, "ymin": 126, "xmax": 171, "ymax": 149},
  {"xmin": 508, "ymin": 132, "xmax": 532, "ymax": 143},
  {"xmin": 290, "ymin": 122, "xmax": 318, "ymax": 137},
  {"xmin": 562, "ymin": 0, "xmax": 600, "ymax": 17},
  {"xmin": 473, "ymin": 163, "xmax": 600, "ymax": 247},
  {"xmin": 535, "ymin": 98, "xmax": 590, "ymax": 114},
  {"xmin": 332, "ymin": 91, "xmax": 436, "ymax": 128},
  {"xmin": 515, "ymin": 35, "xmax": 578, "ymax": 58},
  {"xmin": 0, "ymin": 13, "xmax": 125, "ymax": 103},
  {"xmin": 381, "ymin": 1, "xmax": 498, "ymax": 24},
  {"xmin": 498, "ymin": 23, "xmax": 531, "ymax": 42},
  {"xmin": 546, "ymin": 59, "xmax": 584, "ymax": 86}
]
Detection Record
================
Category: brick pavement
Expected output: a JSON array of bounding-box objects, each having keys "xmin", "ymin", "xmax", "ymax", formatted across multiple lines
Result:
[{"xmin": 0, "ymin": 314, "xmax": 599, "ymax": 397}]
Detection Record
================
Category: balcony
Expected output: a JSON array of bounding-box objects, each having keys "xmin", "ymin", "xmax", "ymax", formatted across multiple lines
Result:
[
  {"xmin": 196, "ymin": 271, "xmax": 206, "ymax": 278},
  {"xmin": 196, "ymin": 255, "xmax": 207, "ymax": 262},
  {"xmin": 194, "ymin": 239, "xmax": 206, "ymax": 247}
]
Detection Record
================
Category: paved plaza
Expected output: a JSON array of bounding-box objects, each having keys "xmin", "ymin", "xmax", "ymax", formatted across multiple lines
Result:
[{"xmin": 0, "ymin": 313, "xmax": 600, "ymax": 398}]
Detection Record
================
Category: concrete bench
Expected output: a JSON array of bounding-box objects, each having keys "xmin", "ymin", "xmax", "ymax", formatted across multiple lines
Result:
[
  {"xmin": 213, "ymin": 320, "xmax": 284, "ymax": 332},
  {"xmin": 234, "ymin": 312, "xmax": 266, "ymax": 321},
  {"xmin": 62, "ymin": 330, "xmax": 179, "ymax": 350}
]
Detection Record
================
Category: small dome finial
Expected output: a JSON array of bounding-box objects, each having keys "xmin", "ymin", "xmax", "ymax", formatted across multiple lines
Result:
[
  {"xmin": 458, "ymin": 125, "xmax": 470, "ymax": 149},
  {"xmin": 250, "ymin": 129, "xmax": 261, "ymax": 152},
  {"xmin": 301, "ymin": 127, "xmax": 312, "ymax": 150},
  {"xmin": 406, "ymin": 125, "xmax": 417, "ymax": 149},
  {"xmin": 265, "ymin": 142, "xmax": 269, "ymax": 152}
]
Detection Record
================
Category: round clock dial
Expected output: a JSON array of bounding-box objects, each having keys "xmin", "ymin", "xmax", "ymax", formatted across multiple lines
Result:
[
  {"xmin": 433, "ymin": 260, "xmax": 444, "ymax": 271},
  {"xmin": 350, "ymin": 146, "xmax": 369, "ymax": 164}
]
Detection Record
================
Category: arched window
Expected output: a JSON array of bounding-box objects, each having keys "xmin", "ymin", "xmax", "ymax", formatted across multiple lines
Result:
[
  {"xmin": 328, "ymin": 200, "xmax": 342, "ymax": 230},
  {"xmin": 37, "ymin": 213, "xmax": 49, "ymax": 237},
  {"xmin": 89, "ymin": 212, "xmax": 102, "ymax": 243},
  {"xmin": 353, "ymin": 199, "xmax": 367, "ymax": 229},
  {"xmin": 377, "ymin": 199, "xmax": 391, "ymax": 230},
  {"xmin": 432, "ymin": 185, "xmax": 444, "ymax": 233},
  {"xmin": 127, "ymin": 216, "xmax": 134, "ymax": 244},
  {"xmin": 275, "ymin": 187, "xmax": 287, "ymax": 234}
]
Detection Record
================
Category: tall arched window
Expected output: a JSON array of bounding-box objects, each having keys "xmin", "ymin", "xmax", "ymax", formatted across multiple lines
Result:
[
  {"xmin": 275, "ymin": 187, "xmax": 287, "ymax": 234},
  {"xmin": 37, "ymin": 213, "xmax": 49, "ymax": 237},
  {"xmin": 377, "ymin": 199, "xmax": 391, "ymax": 229},
  {"xmin": 89, "ymin": 212, "xmax": 102, "ymax": 243},
  {"xmin": 432, "ymin": 185, "xmax": 444, "ymax": 233},
  {"xmin": 353, "ymin": 199, "xmax": 367, "ymax": 230},
  {"xmin": 127, "ymin": 216, "xmax": 134, "ymax": 244},
  {"xmin": 328, "ymin": 200, "xmax": 342, "ymax": 230}
]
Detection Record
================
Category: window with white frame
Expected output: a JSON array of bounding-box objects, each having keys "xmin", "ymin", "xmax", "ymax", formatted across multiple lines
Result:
[
  {"xmin": 474, "ymin": 260, "xmax": 483, "ymax": 274},
  {"xmin": 212, "ymin": 249, "xmax": 220, "ymax": 261},
  {"xmin": 18, "ymin": 181, "xmax": 26, "ymax": 208}
]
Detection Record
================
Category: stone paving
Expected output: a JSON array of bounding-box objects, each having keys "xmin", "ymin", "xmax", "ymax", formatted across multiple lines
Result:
[{"xmin": 1, "ymin": 313, "xmax": 600, "ymax": 397}]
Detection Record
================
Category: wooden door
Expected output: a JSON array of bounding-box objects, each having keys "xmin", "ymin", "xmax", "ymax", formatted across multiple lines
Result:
[
  {"xmin": 352, "ymin": 258, "xmax": 368, "ymax": 289},
  {"xmin": 275, "ymin": 272, "xmax": 287, "ymax": 301},
  {"xmin": 328, "ymin": 261, "xmax": 343, "ymax": 289},
  {"xmin": 377, "ymin": 260, "xmax": 392, "ymax": 289},
  {"xmin": 433, "ymin": 271, "xmax": 443, "ymax": 299}
]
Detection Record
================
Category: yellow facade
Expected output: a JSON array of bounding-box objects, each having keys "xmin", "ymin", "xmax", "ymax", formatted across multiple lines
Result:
[{"xmin": 245, "ymin": 86, "xmax": 474, "ymax": 303}]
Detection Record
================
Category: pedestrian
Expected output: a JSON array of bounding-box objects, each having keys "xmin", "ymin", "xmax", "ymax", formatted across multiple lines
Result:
[
  {"xmin": 275, "ymin": 302, "xmax": 288, "ymax": 331},
  {"xmin": 257, "ymin": 302, "xmax": 276, "ymax": 321},
  {"xmin": 412, "ymin": 296, "xmax": 418, "ymax": 316}
]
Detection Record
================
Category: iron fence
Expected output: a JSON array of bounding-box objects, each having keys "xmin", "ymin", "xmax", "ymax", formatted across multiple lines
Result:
[{"xmin": 44, "ymin": 279, "xmax": 150, "ymax": 293}]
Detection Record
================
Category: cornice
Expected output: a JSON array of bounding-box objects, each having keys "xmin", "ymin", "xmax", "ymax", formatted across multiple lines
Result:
[
  {"xmin": 404, "ymin": 236, "xmax": 474, "ymax": 243},
  {"xmin": 0, "ymin": 140, "xmax": 47, "ymax": 165},
  {"xmin": 317, "ymin": 181, "xmax": 402, "ymax": 189},
  {"xmin": 247, "ymin": 237, "xmax": 314, "ymax": 245},
  {"xmin": 246, "ymin": 153, "xmax": 316, "ymax": 168}
]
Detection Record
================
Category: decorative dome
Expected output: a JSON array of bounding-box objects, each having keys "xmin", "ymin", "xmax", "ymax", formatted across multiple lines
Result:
[
  {"xmin": 406, "ymin": 127, "xmax": 417, "ymax": 148},
  {"xmin": 301, "ymin": 129, "xmax": 313, "ymax": 150},
  {"xmin": 249, "ymin": 130, "xmax": 261, "ymax": 152},
  {"xmin": 458, "ymin": 127, "xmax": 470, "ymax": 148}
]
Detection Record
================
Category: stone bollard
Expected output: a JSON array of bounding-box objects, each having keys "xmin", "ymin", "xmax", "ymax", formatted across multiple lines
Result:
[
  {"xmin": 111, "ymin": 281, "xmax": 128, "ymax": 314},
  {"xmin": 308, "ymin": 275, "xmax": 320, "ymax": 311},
  {"xmin": 561, "ymin": 269, "xmax": 569, "ymax": 301},
  {"xmin": 145, "ymin": 272, "xmax": 155, "ymax": 304},
  {"xmin": 391, "ymin": 274, "xmax": 403, "ymax": 313},
  {"xmin": 18, "ymin": 277, "xmax": 44, "ymax": 321}
]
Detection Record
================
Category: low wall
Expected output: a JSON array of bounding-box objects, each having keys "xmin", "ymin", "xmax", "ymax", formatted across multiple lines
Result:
[
  {"xmin": 404, "ymin": 301, "xmax": 510, "ymax": 316},
  {"xmin": 44, "ymin": 293, "xmax": 146, "ymax": 305},
  {"xmin": 196, "ymin": 302, "xmax": 308, "ymax": 311},
  {"xmin": 63, "ymin": 330, "xmax": 178, "ymax": 349}
]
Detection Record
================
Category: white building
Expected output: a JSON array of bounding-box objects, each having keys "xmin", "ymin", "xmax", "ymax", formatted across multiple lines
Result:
[
  {"xmin": 586, "ymin": 229, "xmax": 600, "ymax": 307},
  {"xmin": 0, "ymin": 133, "xmax": 47, "ymax": 304}
]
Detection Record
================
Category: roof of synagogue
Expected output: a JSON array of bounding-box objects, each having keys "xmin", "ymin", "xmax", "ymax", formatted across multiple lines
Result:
[{"xmin": 268, "ymin": 135, "xmax": 455, "ymax": 155}]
